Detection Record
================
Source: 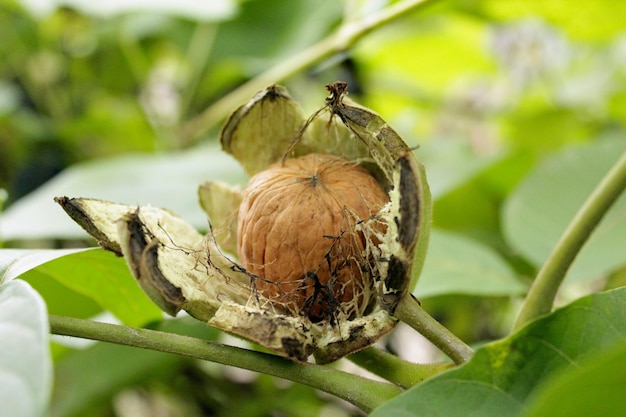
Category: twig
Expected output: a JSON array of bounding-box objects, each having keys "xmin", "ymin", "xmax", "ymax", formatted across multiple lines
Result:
[
  {"xmin": 349, "ymin": 347, "xmax": 453, "ymax": 389},
  {"xmin": 49, "ymin": 314, "xmax": 402, "ymax": 412},
  {"xmin": 180, "ymin": 0, "xmax": 438, "ymax": 145},
  {"xmin": 393, "ymin": 295, "xmax": 473, "ymax": 365},
  {"xmin": 513, "ymin": 150, "xmax": 626, "ymax": 331}
]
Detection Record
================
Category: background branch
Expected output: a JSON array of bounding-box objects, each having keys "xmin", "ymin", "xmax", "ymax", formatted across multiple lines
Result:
[
  {"xmin": 393, "ymin": 295, "xmax": 474, "ymax": 365},
  {"xmin": 180, "ymin": 0, "xmax": 437, "ymax": 145},
  {"xmin": 513, "ymin": 150, "xmax": 626, "ymax": 331}
]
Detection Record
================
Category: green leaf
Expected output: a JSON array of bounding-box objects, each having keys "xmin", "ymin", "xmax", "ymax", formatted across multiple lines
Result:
[
  {"xmin": 20, "ymin": 249, "xmax": 163, "ymax": 327},
  {"xmin": 502, "ymin": 138, "xmax": 626, "ymax": 283},
  {"xmin": 432, "ymin": 180, "xmax": 500, "ymax": 243},
  {"xmin": 356, "ymin": 13, "xmax": 495, "ymax": 95},
  {"xmin": 26, "ymin": 0, "xmax": 237, "ymax": 21},
  {"xmin": 415, "ymin": 230, "xmax": 525, "ymax": 298},
  {"xmin": 0, "ymin": 145, "xmax": 246, "ymax": 240},
  {"xmin": 0, "ymin": 280, "xmax": 52, "ymax": 417},
  {"xmin": 371, "ymin": 287, "xmax": 626, "ymax": 417},
  {"xmin": 2, "ymin": 248, "xmax": 162, "ymax": 326},
  {"xmin": 22, "ymin": 269, "xmax": 102, "ymax": 320},
  {"xmin": 418, "ymin": 140, "xmax": 501, "ymax": 200},
  {"xmin": 1, "ymin": 248, "xmax": 103, "ymax": 319},
  {"xmin": 1, "ymin": 248, "xmax": 88, "ymax": 284},
  {"xmin": 503, "ymin": 109, "xmax": 592, "ymax": 154},
  {"xmin": 522, "ymin": 341, "xmax": 626, "ymax": 417},
  {"xmin": 484, "ymin": 0, "xmax": 626, "ymax": 41}
]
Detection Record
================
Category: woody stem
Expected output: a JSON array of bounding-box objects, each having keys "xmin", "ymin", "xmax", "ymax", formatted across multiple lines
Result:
[
  {"xmin": 393, "ymin": 294, "xmax": 474, "ymax": 364},
  {"xmin": 49, "ymin": 314, "xmax": 402, "ymax": 412}
]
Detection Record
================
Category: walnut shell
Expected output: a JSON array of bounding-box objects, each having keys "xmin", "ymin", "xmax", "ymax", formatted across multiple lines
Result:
[{"xmin": 237, "ymin": 153, "xmax": 389, "ymax": 322}]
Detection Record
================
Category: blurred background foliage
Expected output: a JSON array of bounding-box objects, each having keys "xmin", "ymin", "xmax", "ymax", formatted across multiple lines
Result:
[{"xmin": 1, "ymin": 0, "xmax": 625, "ymax": 416}]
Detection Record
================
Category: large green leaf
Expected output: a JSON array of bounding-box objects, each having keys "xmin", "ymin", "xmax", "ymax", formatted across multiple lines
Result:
[
  {"xmin": 23, "ymin": 269, "xmax": 103, "ymax": 320},
  {"xmin": 371, "ymin": 287, "xmax": 626, "ymax": 417},
  {"xmin": 1, "ymin": 248, "xmax": 102, "ymax": 319},
  {"xmin": 522, "ymin": 341, "xmax": 626, "ymax": 417},
  {"xmin": 415, "ymin": 230, "xmax": 525, "ymax": 298},
  {"xmin": 1, "ymin": 248, "xmax": 163, "ymax": 326},
  {"xmin": 502, "ymin": 138, "xmax": 626, "ymax": 283},
  {"xmin": 0, "ymin": 280, "xmax": 52, "ymax": 417},
  {"xmin": 20, "ymin": 249, "xmax": 163, "ymax": 327},
  {"xmin": 0, "ymin": 144, "xmax": 246, "ymax": 240}
]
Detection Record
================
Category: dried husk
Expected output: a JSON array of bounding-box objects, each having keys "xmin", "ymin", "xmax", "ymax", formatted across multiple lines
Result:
[
  {"xmin": 55, "ymin": 197, "xmax": 247, "ymax": 320},
  {"xmin": 56, "ymin": 82, "xmax": 431, "ymax": 364}
]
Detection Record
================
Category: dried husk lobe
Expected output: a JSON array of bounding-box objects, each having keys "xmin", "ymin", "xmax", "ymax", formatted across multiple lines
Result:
[{"xmin": 323, "ymin": 81, "xmax": 430, "ymax": 311}]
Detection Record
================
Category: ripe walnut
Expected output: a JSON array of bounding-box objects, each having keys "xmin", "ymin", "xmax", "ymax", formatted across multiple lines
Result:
[{"xmin": 237, "ymin": 153, "xmax": 389, "ymax": 322}]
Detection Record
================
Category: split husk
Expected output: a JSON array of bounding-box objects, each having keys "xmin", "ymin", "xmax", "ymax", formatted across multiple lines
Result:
[{"xmin": 57, "ymin": 82, "xmax": 431, "ymax": 363}]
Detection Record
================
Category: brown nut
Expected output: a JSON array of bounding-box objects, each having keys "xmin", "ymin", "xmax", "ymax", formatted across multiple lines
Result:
[{"xmin": 237, "ymin": 153, "xmax": 389, "ymax": 322}]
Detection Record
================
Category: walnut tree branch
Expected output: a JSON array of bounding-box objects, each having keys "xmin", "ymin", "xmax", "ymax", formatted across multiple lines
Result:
[
  {"xmin": 180, "ymin": 0, "xmax": 438, "ymax": 145},
  {"xmin": 49, "ymin": 314, "xmax": 401, "ymax": 412}
]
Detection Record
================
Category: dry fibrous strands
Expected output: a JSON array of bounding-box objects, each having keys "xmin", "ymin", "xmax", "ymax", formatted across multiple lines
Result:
[{"xmin": 320, "ymin": 81, "xmax": 428, "ymax": 311}]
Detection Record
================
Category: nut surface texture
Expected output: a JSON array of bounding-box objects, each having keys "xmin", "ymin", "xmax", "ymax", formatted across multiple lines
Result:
[{"xmin": 237, "ymin": 153, "xmax": 389, "ymax": 322}]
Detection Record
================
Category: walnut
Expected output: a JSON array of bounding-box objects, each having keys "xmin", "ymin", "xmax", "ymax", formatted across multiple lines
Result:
[{"xmin": 237, "ymin": 153, "xmax": 389, "ymax": 322}]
